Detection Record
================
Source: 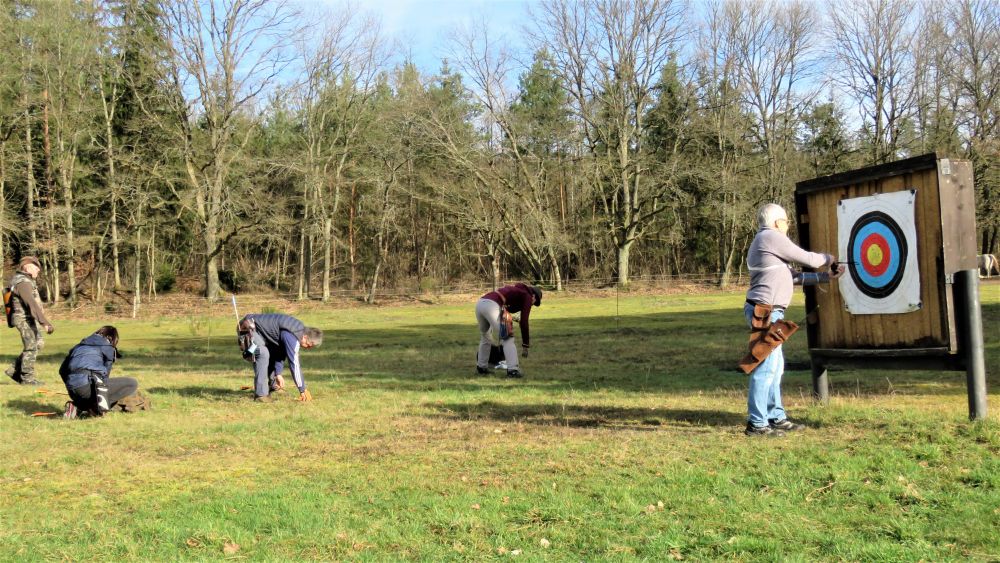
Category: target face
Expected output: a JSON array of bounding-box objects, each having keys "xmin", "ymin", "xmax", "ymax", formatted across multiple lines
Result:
[
  {"xmin": 847, "ymin": 211, "xmax": 907, "ymax": 298},
  {"xmin": 837, "ymin": 191, "xmax": 921, "ymax": 315}
]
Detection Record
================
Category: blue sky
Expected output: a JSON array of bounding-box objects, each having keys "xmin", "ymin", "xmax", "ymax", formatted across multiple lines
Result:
[{"xmin": 307, "ymin": 0, "xmax": 534, "ymax": 73}]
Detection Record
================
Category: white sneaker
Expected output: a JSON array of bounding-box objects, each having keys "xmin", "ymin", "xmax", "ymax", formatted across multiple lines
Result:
[{"xmin": 495, "ymin": 361, "xmax": 508, "ymax": 370}]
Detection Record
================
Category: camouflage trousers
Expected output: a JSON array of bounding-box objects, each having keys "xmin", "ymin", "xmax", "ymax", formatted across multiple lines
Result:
[{"xmin": 8, "ymin": 315, "xmax": 44, "ymax": 382}]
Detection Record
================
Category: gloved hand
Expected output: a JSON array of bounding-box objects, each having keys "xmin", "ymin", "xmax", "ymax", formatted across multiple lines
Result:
[
  {"xmin": 830, "ymin": 263, "xmax": 846, "ymax": 280},
  {"xmin": 522, "ymin": 345, "xmax": 530, "ymax": 358},
  {"xmin": 298, "ymin": 389, "xmax": 313, "ymax": 402}
]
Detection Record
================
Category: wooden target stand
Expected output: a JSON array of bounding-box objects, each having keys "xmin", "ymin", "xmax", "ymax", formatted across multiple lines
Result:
[{"xmin": 795, "ymin": 153, "xmax": 988, "ymax": 420}]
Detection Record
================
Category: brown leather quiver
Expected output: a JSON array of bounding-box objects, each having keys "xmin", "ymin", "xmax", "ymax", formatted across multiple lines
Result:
[{"xmin": 738, "ymin": 319, "xmax": 799, "ymax": 374}]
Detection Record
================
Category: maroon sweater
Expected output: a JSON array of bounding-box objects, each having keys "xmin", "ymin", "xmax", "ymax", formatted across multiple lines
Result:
[{"xmin": 482, "ymin": 283, "xmax": 535, "ymax": 346}]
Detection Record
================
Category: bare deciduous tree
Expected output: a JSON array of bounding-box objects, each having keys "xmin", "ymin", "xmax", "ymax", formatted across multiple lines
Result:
[
  {"xmin": 447, "ymin": 22, "xmax": 569, "ymax": 289},
  {"xmin": 828, "ymin": 0, "xmax": 917, "ymax": 164},
  {"xmin": 292, "ymin": 4, "xmax": 389, "ymax": 300},
  {"xmin": 947, "ymin": 0, "xmax": 1000, "ymax": 253},
  {"xmin": 529, "ymin": 0, "xmax": 687, "ymax": 286},
  {"xmin": 160, "ymin": 0, "xmax": 297, "ymax": 300}
]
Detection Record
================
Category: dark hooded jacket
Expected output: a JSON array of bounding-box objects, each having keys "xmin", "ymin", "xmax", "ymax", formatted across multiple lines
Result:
[
  {"xmin": 60, "ymin": 334, "xmax": 117, "ymax": 391},
  {"xmin": 246, "ymin": 313, "xmax": 305, "ymax": 348}
]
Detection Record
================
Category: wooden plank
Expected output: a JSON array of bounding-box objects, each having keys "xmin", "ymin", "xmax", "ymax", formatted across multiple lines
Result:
[
  {"xmin": 796, "ymin": 152, "xmax": 938, "ymax": 195},
  {"xmin": 914, "ymin": 169, "xmax": 936, "ymax": 345},
  {"xmin": 918, "ymin": 166, "xmax": 947, "ymax": 345},
  {"xmin": 939, "ymin": 159, "xmax": 979, "ymax": 272},
  {"xmin": 938, "ymin": 159, "xmax": 977, "ymax": 352},
  {"xmin": 812, "ymin": 187, "xmax": 842, "ymax": 347},
  {"xmin": 811, "ymin": 347, "xmax": 951, "ymax": 357}
]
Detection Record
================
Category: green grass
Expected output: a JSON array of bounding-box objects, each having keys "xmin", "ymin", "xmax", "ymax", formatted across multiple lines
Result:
[{"xmin": 1, "ymin": 287, "xmax": 998, "ymax": 561}]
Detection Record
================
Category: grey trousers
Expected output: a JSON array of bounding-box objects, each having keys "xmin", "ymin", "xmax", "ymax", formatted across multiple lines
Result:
[
  {"xmin": 475, "ymin": 298, "xmax": 518, "ymax": 371},
  {"xmin": 69, "ymin": 377, "xmax": 139, "ymax": 411},
  {"xmin": 251, "ymin": 331, "xmax": 274, "ymax": 397}
]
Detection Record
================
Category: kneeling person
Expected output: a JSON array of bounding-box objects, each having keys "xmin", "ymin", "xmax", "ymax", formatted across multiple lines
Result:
[
  {"xmin": 60, "ymin": 326, "xmax": 140, "ymax": 418},
  {"xmin": 239, "ymin": 313, "xmax": 322, "ymax": 402}
]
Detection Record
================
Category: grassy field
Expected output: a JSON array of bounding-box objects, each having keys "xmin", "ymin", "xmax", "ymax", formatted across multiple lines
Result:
[{"xmin": 1, "ymin": 286, "xmax": 998, "ymax": 561}]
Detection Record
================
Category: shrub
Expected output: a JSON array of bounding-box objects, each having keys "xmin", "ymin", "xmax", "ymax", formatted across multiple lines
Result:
[
  {"xmin": 155, "ymin": 263, "xmax": 177, "ymax": 293},
  {"xmin": 218, "ymin": 270, "xmax": 243, "ymax": 292}
]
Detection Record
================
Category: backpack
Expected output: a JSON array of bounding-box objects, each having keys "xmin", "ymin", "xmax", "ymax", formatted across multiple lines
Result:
[
  {"xmin": 3, "ymin": 286, "xmax": 14, "ymax": 328},
  {"xmin": 237, "ymin": 316, "xmax": 258, "ymax": 362},
  {"xmin": 497, "ymin": 292, "xmax": 514, "ymax": 340},
  {"xmin": 117, "ymin": 390, "xmax": 151, "ymax": 413}
]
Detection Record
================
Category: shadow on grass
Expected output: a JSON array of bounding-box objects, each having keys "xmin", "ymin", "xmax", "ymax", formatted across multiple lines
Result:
[
  {"xmin": 39, "ymin": 301, "xmax": 997, "ymax": 398},
  {"xmin": 5, "ymin": 398, "xmax": 63, "ymax": 417},
  {"xmin": 146, "ymin": 385, "xmax": 247, "ymax": 400},
  {"xmin": 426, "ymin": 400, "xmax": 747, "ymax": 429}
]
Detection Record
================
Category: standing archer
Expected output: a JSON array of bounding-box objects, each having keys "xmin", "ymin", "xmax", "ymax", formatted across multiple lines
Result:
[{"xmin": 742, "ymin": 204, "xmax": 843, "ymax": 437}]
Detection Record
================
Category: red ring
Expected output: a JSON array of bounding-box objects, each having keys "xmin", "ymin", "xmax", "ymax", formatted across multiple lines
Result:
[{"xmin": 860, "ymin": 233, "xmax": 891, "ymax": 277}]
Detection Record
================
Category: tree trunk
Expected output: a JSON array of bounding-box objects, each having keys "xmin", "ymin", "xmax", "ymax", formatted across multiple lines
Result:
[
  {"xmin": 349, "ymin": 182, "xmax": 357, "ymax": 290},
  {"xmin": 297, "ymin": 184, "xmax": 310, "ymax": 300},
  {"xmin": 132, "ymin": 225, "xmax": 141, "ymax": 318},
  {"xmin": 297, "ymin": 223, "xmax": 307, "ymax": 300},
  {"xmin": 111, "ymin": 198, "xmax": 121, "ymax": 288},
  {"xmin": 305, "ymin": 234, "xmax": 313, "ymax": 296},
  {"xmin": 60, "ymin": 167, "xmax": 77, "ymax": 303},
  {"xmin": 366, "ymin": 255, "xmax": 384, "ymax": 304},
  {"xmin": 366, "ymin": 181, "xmax": 393, "ymax": 304},
  {"xmin": 204, "ymin": 218, "xmax": 220, "ymax": 300},
  {"xmin": 24, "ymin": 93, "xmax": 38, "ymax": 253},
  {"xmin": 102, "ymin": 86, "xmax": 122, "ymax": 290},
  {"xmin": 148, "ymin": 223, "xmax": 156, "ymax": 297},
  {"xmin": 549, "ymin": 253, "xmax": 562, "ymax": 291},
  {"xmin": 41, "ymin": 90, "xmax": 59, "ymax": 303},
  {"xmin": 95, "ymin": 241, "xmax": 103, "ymax": 302},
  {"xmin": 278, "ymin": 240, "xmax": 288, "ymax": 291},
  {"xmin": 321, "ymin": 217, "xmax": 332, "ymax": 301},
  {"xmin": 491, "ymin": 248, "xmax": 501, "ymax": 288},
  {"xmin": 0, "ymin": 141, "xmax": 5, "ymax": 281},
  {"xmin": 617, "ymin": 241, "xmax": 632, "ymax": 287}
]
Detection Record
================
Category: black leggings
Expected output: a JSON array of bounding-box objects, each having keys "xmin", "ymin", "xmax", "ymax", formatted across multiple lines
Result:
[{"xmin": 69, "ymin": 377, "xmax": 139, "ymax": 410}]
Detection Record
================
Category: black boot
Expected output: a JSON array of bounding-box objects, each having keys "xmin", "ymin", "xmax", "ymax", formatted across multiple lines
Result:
[
  {"xmin": 506, "ymin": 369, "xmax": 522, "ymax": 378},
  {"xmin": 5, "ymin": 367, "xmax": 22, "ymax": 384},
  {"xmin": 476, "ymin": 366, "xmax": 490, "ymax": 375}
]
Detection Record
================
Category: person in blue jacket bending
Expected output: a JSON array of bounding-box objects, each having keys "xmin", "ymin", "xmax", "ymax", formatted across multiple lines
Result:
[{"xmin": 238, "ymin": 313, "xmax": 323, "ymax": 402}]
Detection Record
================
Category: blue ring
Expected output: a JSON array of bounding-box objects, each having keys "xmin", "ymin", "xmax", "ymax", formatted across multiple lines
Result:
[{"xmin": 851, "ymin": 222, "xmax": 901, "ymax": 288}]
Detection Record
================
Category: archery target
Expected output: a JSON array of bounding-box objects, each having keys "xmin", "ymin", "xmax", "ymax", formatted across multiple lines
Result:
[{"xmin": 837, "ymin": 191, "xmax": 920, "ymax": 314}]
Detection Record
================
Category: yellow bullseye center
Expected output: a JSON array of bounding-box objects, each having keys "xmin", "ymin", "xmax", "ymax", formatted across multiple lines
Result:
[{"xmin": 866, "ymin": 244, "xmax": 884, "ymax": 266}]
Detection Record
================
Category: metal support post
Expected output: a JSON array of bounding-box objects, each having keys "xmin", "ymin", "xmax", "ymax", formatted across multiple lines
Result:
[{"xmin": 954, "ymin": 269, "xmax": 988, "ymax": 421}]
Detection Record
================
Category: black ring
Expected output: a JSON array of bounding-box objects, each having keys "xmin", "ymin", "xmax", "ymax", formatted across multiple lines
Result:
[{"xmin": 847, "ymin": 211, "xmax": 908, "ymax": 299}]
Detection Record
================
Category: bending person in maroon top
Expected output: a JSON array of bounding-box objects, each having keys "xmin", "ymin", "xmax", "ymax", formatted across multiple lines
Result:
[{"xmin": 475, "ymin": 282, "xmax": 542, "ymax": 378}]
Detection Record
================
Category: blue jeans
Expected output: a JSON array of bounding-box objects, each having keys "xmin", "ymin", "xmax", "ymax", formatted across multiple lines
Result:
[{"xmin": 744, "ymin": 303, "xmax": 787, "ymax": 427}]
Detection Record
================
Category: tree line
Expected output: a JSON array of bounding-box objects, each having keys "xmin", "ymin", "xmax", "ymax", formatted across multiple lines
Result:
[{"xmin": 0, "ymin": 0, "xmax": 996, "ymax": 304}]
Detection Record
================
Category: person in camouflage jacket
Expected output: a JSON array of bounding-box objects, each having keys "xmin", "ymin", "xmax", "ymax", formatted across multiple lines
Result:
[{"xmin": 6, "ymin": 256, "xmax": 54, "ymax": 385}]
